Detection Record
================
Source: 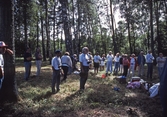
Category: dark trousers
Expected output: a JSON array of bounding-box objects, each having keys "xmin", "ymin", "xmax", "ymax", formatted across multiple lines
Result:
[
  {"xmin": 80, "ymin": 66, "xmax": 89, "ymax": 90},
  {"xmin": 52, "ymin": 70, "xmax": 60, "ymax": 92},
  {"xmin": 24, "ymin": 62, "xmax": 31, "ymax": 80},
  {"xmin": 147, "ymin": 63, "xmax": 153, "ymax": 80},
  {"xmin": 160, "ymin": 60, "xmax": 167, "ymax": 117},
  {"xmin": 123, "ymin": 65, "xmax": 128, "ymax": 77},
  {"xmin": 160, "ymin": 93, "xmax": 167, "ymax": 117},
  {"xmin": 62, "ymin": 66, "xmax": 69, "ymax": 81}
]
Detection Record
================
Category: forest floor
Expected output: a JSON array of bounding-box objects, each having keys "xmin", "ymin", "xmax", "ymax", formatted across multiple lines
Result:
[{"xmin": 0, "ymin": 60, "xmax": 163, "ymax": 117}]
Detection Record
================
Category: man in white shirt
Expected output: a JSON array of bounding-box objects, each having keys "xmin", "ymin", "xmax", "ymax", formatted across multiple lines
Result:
[
  {"xmin": 51, "ymin": 50, "xmax": 63, "ymax": 94},
  {"xmin": 61, "ymin": 52, "xmax": 72, "ymax": 82},
  {"xmin": 106, "ymin": 51, "xmax": 113, "ymax": 76},
  {"xmin": 113, "ymin": 53, "xmax": 120, "ymax": 75},
  {"xmin": 146, "ymin": 50, "xmax": 154, "ymax": 80},
  {"xmin": 79, "ymin": 47, "xmax": 91, "ymax": 90},
  {"xmin": 156, "ymin": 53, "xmax": 166, "ymax": 79}
]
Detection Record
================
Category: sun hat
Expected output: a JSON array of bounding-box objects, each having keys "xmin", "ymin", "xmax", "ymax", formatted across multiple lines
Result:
[{"xmin": 0, "ymin": 41, "xmax": 8, "ymax": 47}]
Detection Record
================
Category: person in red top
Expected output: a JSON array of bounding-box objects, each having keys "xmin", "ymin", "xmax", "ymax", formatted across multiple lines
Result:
[{"xmin": 122, "ymin": 54, "xmax": 129, "ymax": 77}]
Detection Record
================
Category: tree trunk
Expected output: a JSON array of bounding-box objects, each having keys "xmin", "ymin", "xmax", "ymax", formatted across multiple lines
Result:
[
  {"xmin": 37, "ymin": 14, "xmax": 39, "ymax": 47},
  {"xmin": 77, "ymin": 0, "xmax": 81, "ymax": 53},
  {"xmin": 110, "ymin": 0, "xmax": 117, "ymax": 55},
  {"xmin": 41, "ymin": 15, "xmax": 46, "ymax": 61},
  {"xmin": 53, "ymin": 3, "xmax": 56, "ymax": 52},
  {"xmin": 23, "ymin": 0, "xmax": 28, "ymax": 48},
  {"xmin": 0, "ymin": 0, "xmax": 18, "ymax": 103},
  {"xmin": 150, "ymin": 0, "xmax": 154, "ymax": 55},
  {"xmin": 45, "ymin": 0, "xmax": 50, "ymax": 58},
  {"xmin": 155, "ymin": 1, "xmax": 160, "ymax": 54},
  {"xmin": 60, "ymin": 0, "xmax": 73, "ymax": 55}
]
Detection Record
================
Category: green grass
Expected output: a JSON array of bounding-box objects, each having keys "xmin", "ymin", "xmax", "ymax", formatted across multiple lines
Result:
[{"xmin": 1, "ymin": 61, "xmax": 163, "ymax": 117}]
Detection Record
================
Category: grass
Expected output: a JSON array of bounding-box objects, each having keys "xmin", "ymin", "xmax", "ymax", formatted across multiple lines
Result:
[{"xmin": 0, "ymin": 60, "xmax": 163, "ymax": 117}]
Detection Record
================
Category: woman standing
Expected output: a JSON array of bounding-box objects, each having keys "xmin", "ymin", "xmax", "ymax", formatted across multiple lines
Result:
[
  {"xmin": 128, "ymin": 54, "xmax": 136, "ymax": 77},
  {"xmin": 35, "ymin": 47, "xmax": 42, "ymax": 77},
  {"xmin": 100, "ymin": 54, "xmax": 106, "ymax": 71},
  {"xmin": 61, "ymin": 52, "xmax": 72, "ymax": 82},
  {"xmin": 122, "ymin": 54, "xmax": 129, "ymax": 77}
]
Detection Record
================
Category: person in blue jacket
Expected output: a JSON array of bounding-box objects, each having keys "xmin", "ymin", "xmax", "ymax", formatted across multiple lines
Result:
[{"xmin": 160, "ymin": 58, "xmax": 167, "ymax": 117}]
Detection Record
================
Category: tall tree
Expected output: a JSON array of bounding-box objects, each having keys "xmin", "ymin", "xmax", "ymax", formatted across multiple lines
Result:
[
  {"xmin": 45, "ymin": 0, "xmax": 51, "ymax": 58},
  {"xmin": 59, "ymin": 0, "xmax": 73, "ymax": 54},
  {"xmin": 0, "ymin": 0, "xmax": 18, "ymax": 102},
  {"xmin": 150, "ymin": 0, "xmax": 154, "ymax": 55},
  {"xmin": 110, "ymin": 0, "xmax": 117, "ymax": 54},
  {"xmin": 23, "ymin": 0, "xmax": 28, "ymax": 47}
]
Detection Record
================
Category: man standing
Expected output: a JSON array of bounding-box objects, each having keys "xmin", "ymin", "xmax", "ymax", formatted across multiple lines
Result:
[
  {"xmin": 0, "ymin": 41, "xmax": 14, "ymax": 108},
  {"xmin": 146, "ymin": 50, "xmax": 154, "ymax": 80},
  {"xmin": 79, "ymin": 47, "xmax": 91, "ymax": 90},
  {"xmin": 24, "ymin": 47, "xmax": 32, "ymax": 81},
  {"xmin": 106, "ymin": 51, "xmax": 113, "ymax": 76},
  {"xmin": 137, "ymin": 50, "xmax": 146, "ymax": 77},
  {"xmin": 0, "ymin": 41, "xmax": 13, "ymax": 89},
  {"xmin": 51, "ymin": 50, "xmax": 63, "ymax": 94},
  {"xmin": 113, "ymin": 53, "xmax": 120, "ymax": 75},
  {"xmin": 156, "ymin": 53, "xmax": 166, "ymax": 79}
]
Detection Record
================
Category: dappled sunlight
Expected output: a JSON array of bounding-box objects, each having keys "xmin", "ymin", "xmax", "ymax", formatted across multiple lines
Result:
[
  {"xmin": 125, "ymin": 92, "xmax": 138, "ymax": 97},
  {"xmin": 1, "ymin": 61, "xmax": 162, "ymax": 116}
]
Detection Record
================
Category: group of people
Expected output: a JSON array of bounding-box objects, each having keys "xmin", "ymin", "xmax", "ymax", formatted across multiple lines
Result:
[
  {"xmin": 86, "ymin": 49, "xmax": 166, "ymax": 81},
  {"xmin": 23, "ymin": 46, "xmax": 167, "ymax": 116},
  {"xmin": 0, "ymin": 43, "xmax": 166, "ymax": 116},
  {"xmin": 75, "ymin": 48, "xmax": 166, "ymax": 92},
  {"xmin": 23, "ymin": 47, "xmax": 42, "ymax": 81},
  {"xmin": 23, "ymin": 46, "xmax": 166, "ymax": 93},
  {"xmin": 51, "ymin": 50, "xmax": 75, "ymax": 93},
  {"xmin": 77, "ymin": 47, "xmax": 167, "ymax": 116}
]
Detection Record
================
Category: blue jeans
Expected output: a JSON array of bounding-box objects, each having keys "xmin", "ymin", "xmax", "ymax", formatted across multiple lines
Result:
[
  {"xmin": 0, "ymin": 76, "xmax": 4, "ymax": 89},
  {"xmin": 114, "ymin": 62, "xmax": 119, "ymax": 74},
  {"xmin": 106, "ymin": 61, "xmax": 112, "ymax": 74},
  {"xmin": 147, "ymin": 63, "xmax": 153, "ymax": 80},
  {"xmin": 52, "ymin": 70, "xmax": 61, "ymax": 92},
  {"xmin": 24, "ymin": 62, "xmax": 31, "ymax": 80},
  {"xmin": 36, "ymin": 60, "xmax": 42, "ymax": 76},
  {"xmin": 158, "ymin": 67, "xmax": 163, "ymax": 79}
]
